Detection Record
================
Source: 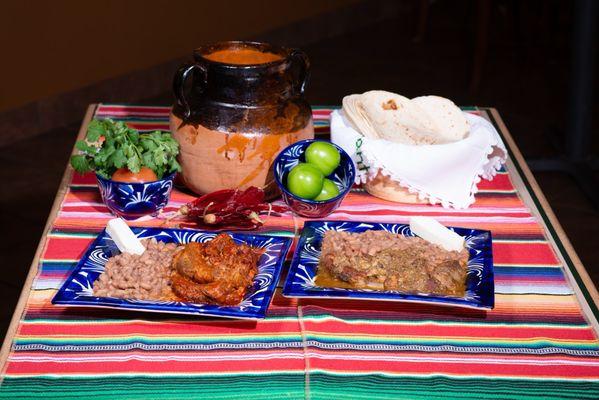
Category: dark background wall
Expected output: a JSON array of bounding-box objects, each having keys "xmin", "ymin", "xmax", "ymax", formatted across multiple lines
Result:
[{"xmin": 0, "ymin": 0, "xmax": 357, "ymax": 113}]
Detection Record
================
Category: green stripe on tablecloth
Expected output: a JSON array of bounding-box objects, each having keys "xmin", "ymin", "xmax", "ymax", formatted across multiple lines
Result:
[
  {"xmin": 3, "ymin": 374, "xmax": 597, "ymax": 400},
  {"xmin": 0, "ymin": 374, "xmax": 305, "ymax": 400},
  {"xmin": 47, "ymin": 231, "xmax": 98, "ymax": 238},
  {"xmin": 308, "ymin": 373, "xmax": 599, "ymax": 400},
  {"xmin": 311, "ymin": 105, "xmax": 339, "ymax": 110}
]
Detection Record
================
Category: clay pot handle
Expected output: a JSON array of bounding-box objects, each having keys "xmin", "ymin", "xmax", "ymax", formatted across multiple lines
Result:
[
  {"xmin": 289, "ymin": 49, "xmax": 310, "ymax": 95},
  {"xmin": 173, "ymin": 62, "xmax": 207, "ymax": 119}
]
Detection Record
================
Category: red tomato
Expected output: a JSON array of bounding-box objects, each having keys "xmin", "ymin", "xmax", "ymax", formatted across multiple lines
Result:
[{"xmin": 111, "ymin": 167, "xmax": 158, "ymax": 183}]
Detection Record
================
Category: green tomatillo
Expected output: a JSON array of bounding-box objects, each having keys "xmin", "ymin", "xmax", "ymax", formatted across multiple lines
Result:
[
  {"xmin": 305, "ymin": 141, "xmax": 341, "ymax": 176},
  {"xmin": 314, "ymin": 178, "xmax": 340, "ymax": 201},
  {"xmin": 286, "ymin": 163, "xmax": 324, "ymax": 199}
]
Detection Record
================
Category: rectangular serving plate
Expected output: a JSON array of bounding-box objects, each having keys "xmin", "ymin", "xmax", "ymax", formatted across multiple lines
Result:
[
  {"xmin": 52, "ymin": 227, "xmax": 292, "ymax": 319},
  {"xmin": 282, "ymin": 220, "xmax": 494, "ymax": 310}
]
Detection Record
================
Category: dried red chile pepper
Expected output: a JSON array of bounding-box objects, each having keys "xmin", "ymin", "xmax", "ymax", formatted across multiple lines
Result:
[{"xmin": 180, "ymin": 186, "xmax": 288, "ymax": 230}]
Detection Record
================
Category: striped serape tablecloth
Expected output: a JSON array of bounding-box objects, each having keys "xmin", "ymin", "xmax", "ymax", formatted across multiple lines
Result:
[{"xmin": 1, "ymin": 104, "xmax": 599, "ymax": 399}]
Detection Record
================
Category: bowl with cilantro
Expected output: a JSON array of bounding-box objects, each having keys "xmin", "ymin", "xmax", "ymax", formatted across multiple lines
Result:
[{"xmin": 70, "ymin": 119, "xmax": 181, "ymax": 219}]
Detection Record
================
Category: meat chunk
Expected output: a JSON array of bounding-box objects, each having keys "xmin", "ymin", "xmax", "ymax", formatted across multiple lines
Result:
[
  {"xmin": 171, "ymin": 234, "xmax": 262, "ymax": 305},
  {"xmin": 172, "ymin": 242, "xmax": 213, "ymax": 283},
  {"xmin": 318, "ymin": 230, "xmax": 468, "ymax": 297}
]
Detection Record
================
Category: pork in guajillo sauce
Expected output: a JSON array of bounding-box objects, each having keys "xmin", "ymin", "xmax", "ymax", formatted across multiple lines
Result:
[
  {"xmin": 171, "ymin": 234, "xmax": 263, "ymax": 305},
  {"xmin": 317, "ymin": 230, "xmax": 468, "ymax": 297}
]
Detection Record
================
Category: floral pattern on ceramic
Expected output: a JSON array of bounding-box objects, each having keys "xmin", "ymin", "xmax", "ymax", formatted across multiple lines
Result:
[
  {"xmin": 52, "ymin": 227, "xmax": 292, "ymax": 319},
  {"xmin": 283, "ymin": 220, "xmax": 494, "ymax": 310},
  {"xmin": 96, "ymin": 173, "xmax": 175, "ymax": 219},
  {"xmin": 273, "ymin": 139, "xmax": 356, "ymax": 218}
]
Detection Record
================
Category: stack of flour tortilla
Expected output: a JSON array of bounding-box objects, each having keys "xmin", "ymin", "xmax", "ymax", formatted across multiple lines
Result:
[
  {"xmin": 342, "ymin": 91, "xmax": 469, "ymax": 145},
  {"xmin": 331, "ymin": 90, "xmax": 507, "ymax": 208}
]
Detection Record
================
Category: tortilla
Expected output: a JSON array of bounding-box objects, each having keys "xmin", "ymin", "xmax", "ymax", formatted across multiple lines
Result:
[
  {"xmin": 411, "ymin": 95, "xmax": 469, "ymax": 143},
  {"xmin": 359, "ymin": 91, "xmax": 439, "ymax": 145},
  {"xmin": 340, "ymin": 90, "xmax": 469, "ymax": 146},
  {"xmin": 342, "ymin": 94, "xmax": 379, "ymax": 139}
]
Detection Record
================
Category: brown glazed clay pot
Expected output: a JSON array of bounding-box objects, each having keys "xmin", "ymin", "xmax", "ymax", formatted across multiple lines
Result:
[{"xmin": 170, "ymin": 41, "xmax": 314, "ymax": 198}]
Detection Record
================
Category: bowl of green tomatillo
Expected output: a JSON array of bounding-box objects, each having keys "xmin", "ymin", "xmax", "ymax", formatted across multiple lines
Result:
[{"xmin": 273, "ymin": 139, "xmax": 355, "ymax": 218}]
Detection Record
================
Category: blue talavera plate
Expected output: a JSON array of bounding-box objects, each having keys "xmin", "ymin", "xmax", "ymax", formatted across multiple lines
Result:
[
  {"xmin": 52, "ymin": 228, "xmax": 292, "ymax": 319},
  {"xmin": 282, "ymin": 221, "xmax": 494, "ymax": 309}
]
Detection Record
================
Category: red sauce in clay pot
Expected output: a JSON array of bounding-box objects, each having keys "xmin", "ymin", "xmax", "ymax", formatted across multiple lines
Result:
[{"xmin": 203, "ymin": 49, "xmax": 282, "ymax": 65}]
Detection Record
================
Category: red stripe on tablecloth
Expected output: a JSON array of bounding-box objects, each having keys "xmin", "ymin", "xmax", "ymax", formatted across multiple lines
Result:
[
  {"xmin": 58, "ymin": 202, "xmax": 532, "ymax": 219},
  {"xmin": 5, "ymin": 357, "xmax": 307, "ymax": 375},
  {"xmin": 18, "ymin": 320, "xmax": 597, "ymax": 341},
  {"xmin": 18, "ymin": 320, "xmax": 303, "ymax": 336},
  {"xmin": 12, "ymin": 350, "xmax": 598, "ymax": 363},
  {"xmin": 21, "ymin": 299, "xmax": 589, "ymax": 326},
  {"xmin": 312, "ymin": 109, "xmax": 333, "ymax": 114},
  {"xmin": 7, "ymin": 355, "xmax": 599, "ymax": 378},
  {"xmin": 492, "ymin": 242, "xmax": 559, "ymax": 265},
  {"xmin": 476, "ymin": 174, "xmax": 515, "ymax": 191},
  {"xmin": 71, "ymin": 173, "xmax": 97, "ymax": 185},
  {"xmin": 303, "ymin": 322, "xmax": 595, "ymax": 341},
  {"xmin": 42, "ymin": 237, "xmax": 95, "ymax": 260}
]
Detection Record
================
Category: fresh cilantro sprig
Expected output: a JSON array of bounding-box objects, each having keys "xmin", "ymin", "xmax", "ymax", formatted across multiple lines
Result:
[{"xmin": 70, "ymin": 119, "xmax": 181, "ymax": 179}]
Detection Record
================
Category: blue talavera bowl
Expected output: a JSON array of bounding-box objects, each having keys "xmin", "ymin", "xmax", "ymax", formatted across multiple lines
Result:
[
  {"xmin": 96, "ymin": 173, "xmax": 175, "ymax": 220},
  {"xmin": 273, "ymin": 139, "xmax": 355, "ymax": 218}
]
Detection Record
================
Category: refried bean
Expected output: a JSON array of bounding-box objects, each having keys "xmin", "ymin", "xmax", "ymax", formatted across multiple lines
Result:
[{"xmin": 93, "ymin": 238, "xmax": 181, "ymax": 300}]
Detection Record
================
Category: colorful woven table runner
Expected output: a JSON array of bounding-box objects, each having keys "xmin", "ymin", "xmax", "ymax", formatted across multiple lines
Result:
[{"xmin": 1, "ymin": 105, "xmax": 598, "ymax": 399}]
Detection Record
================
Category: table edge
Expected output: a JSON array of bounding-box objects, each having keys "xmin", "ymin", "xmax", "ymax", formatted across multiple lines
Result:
[
  {"xmin": 486, "ymin": 108, "xmax": 599, "ymax": 321},
  {"xmin": 0, "ymin": 104, "xmax": 97, "ymax": 378}
]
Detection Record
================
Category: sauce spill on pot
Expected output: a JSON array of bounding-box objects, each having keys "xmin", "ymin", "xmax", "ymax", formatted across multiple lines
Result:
[
  {"xmin": 238, "ymin": 132, "xmax": 291, "ymax": 188},
  {"xmin": 204, "ymin": 49, "xmax": 282, "ymax": 65},
  {"xmin": 217, "ymin": 134, "xmax": 253, "ymax": 162},
  {"xmin": 217, "ymin": 131, "xmax": 302, "ymax": 188}
]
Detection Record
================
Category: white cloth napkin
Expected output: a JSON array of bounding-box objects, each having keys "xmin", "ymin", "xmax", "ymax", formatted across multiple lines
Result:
[{"xmin": 330, "ymin": 109, "xmax": 507, "ymax": 208}]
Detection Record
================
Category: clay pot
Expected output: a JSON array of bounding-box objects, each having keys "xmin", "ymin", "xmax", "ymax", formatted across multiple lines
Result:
[{"xmin": 170, "ymin": 41, "xmax": 314, "ymax": 198}]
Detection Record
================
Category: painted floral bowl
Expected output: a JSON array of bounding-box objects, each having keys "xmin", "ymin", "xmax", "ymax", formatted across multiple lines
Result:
[
  {"xmin": 96, "ymin": 173, "xmax": 175, "ymax": 219},
  {"xmin": 273, "ymin": 139, "xmax": 355, "ymax": 218}
]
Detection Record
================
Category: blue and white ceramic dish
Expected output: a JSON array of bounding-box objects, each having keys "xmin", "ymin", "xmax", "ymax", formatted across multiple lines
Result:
[
  {"xmin": 52, "ymin": 227, "xmax": 292, "ymax": 319},
  {"xmin": 273, "ymin": 139, "xmax": 355, "ymax": 218},
  {"xmin": 283, "ymin": 220, "xmax": 494, "ymax": 309},
  {"xmin": 96, "ymin": 173, "xmax": 175, "ymax": 220}
]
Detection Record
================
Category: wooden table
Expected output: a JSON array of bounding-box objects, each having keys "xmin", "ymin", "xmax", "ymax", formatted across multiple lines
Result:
[{"xmin": 1, "ymin": 105, "xmax": 598, "ymax": 399}]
